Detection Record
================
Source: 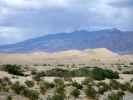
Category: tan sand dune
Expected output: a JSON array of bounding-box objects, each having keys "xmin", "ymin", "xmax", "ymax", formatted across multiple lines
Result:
[{"xmin": 0, "ymin": 48, "xmax": 132, "ymax": 65}]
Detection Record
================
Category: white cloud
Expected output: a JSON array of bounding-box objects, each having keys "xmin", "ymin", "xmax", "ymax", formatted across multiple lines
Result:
[
  {"xmin": 0, "ymin": 0, "xmax": 132, "ymax": 45},
  {"xmin": 0, "ymin": 0, "xmax": 68, "ymax": 10},
  {"xmin": 0, "ymin": 26, "xmax": 29, "ymax": 44}
]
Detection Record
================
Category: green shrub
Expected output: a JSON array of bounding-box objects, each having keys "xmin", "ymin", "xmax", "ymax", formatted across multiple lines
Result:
[
  {"xmin": 44, "ymin": 68, "xmax": 119, "ymax": 80},
  {"xmin": 109, "ymin": 80, "xmax": 121, "ymax": 90},
  {"xmin": 91, "ymin": 68, "xmax": 119, "ymax": 80},
  {"xmin": 72, "ymin": 81, "xmax": 83, "ymax": 90},
  {"xmin": 70, "ymin": 68, "xmax": 91, "ymax": 77},
  {"xmin": 39, "ymin": 80, "xmax": 55, "ymax": 94},
  {"xmin": 119, "ymin": 82, "xmax": 130, "ymax": 91},
  {"xmin": 51, "ymin": 94, "xmax": 64, "ymax": 100},
  {"xmin": 33, "ymin": 71, "xmax": 46, "ymax": 81},
  {"xmin": 97, "ymin": 82, "xmax": 109, "ymax": 94},
  {"xmin": 23, "ymin": 89, "xmax": 39, "ymax": 100},
  {"xmin": 46, "ymin": 68, "xmax": 71, "ymax": 77},
  {"xmin": 91, "ymin": 68, "xmax": 105, "ymax": 80},
  {"xmin": 82, "ymin": 77, "xmax": 94, "ymax": 85},
  {"xmin": 54, "ymin": 79, "xmax": 64, "ymax": 87},
  {"xmin": 6, "ymin": 95, "xmax": 12, "ymax": 100},
  {"xmin": 71, "ymin": 88, "xmax": 80, "ymax": 98},
  {"xmin": 85, "ymin": 84, "xmax": 97, "ymax": 99},
  {"xmin": 123, "ymin": 70, "xmax": 133, "ymax": 74},
  {"xmin": 11, "ymin": 81, "xmax": 26, "ymax": 94},
  {"xmin": 108, "ymin": 91, "xmax": 124, "ymax": 100},
  {"xmin": 54, "ymin": 79, "xmax": 65, "ymax": 99},
  {"xmin": 25, "ymin": 80, "xmax": 35, "ymax": 88},
  {"xmin": 3, "ymin": 64, "xmax": 24, "ymax": 76}
]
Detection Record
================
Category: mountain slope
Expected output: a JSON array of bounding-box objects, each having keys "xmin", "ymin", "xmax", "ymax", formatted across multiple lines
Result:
[{"xmin": 0, "ymin": 29, "xmax": 133, "ymax": 53}]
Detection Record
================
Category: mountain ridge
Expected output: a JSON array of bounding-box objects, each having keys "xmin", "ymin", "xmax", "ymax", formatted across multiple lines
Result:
[{"xmin": 0, "ymin": 28, "xmax": 133, "ymax": 54}]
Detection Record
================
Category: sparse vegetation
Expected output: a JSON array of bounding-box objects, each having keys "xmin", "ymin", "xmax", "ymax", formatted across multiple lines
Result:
[
  {"xmin": 0, "ymin": 63, "xmax": 131, "ymax": 100},
  {"xmin": 42, "ymin": 67, "xmax": 119, "ymax": 80}
]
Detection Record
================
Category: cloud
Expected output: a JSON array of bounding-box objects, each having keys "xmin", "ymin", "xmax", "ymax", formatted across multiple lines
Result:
[
  {"xmin": 109, "ymin": 0, "xmax": 133, "ymax": 8},
  {"xmin": 0, "ymin": 26, "xmax": 23, "ymax": 44},
  {"xmin": 0, "ymin": 0, "xmax": 68, "ymax": 10},
  {"xmin": 0, "ymin": 0, "xmax": 132, "ymax": 45}
]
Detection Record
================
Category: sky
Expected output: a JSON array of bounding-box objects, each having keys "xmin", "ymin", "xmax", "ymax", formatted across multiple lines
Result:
[{"xmin": 0, "ymin": 0, "xmax": 133, "ymax": 45}]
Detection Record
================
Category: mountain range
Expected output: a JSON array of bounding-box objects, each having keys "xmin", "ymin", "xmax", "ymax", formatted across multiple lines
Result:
[{"xmin": 0, "ymin": 28, "xmax": 133, "ymax": 54}]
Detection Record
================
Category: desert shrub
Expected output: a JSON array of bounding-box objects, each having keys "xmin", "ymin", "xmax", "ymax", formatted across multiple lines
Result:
[
  {"xmin": 71, "ymin": 88, "xmax": 80, "ymax": 98},
  {"xmin": 23, "ymin": 89, "xmax": 39, "ymax": 100},
  {"xmin": 85, "ymin": 84, "xmax": 97, "ymax": 99},
  {"xmin": 51, "ymin": 94, "xmax": 64, "ymax": 100},
  {"xmin": 40, "ymin": 85, "xmax": 47, "ymax": 95},
  {"xmin": 119, "ymin": 82, "xmax": 133, "ymax": 93},
  {"xmin": 103, "ymin": 69, "xmax": 119, "ymax": 79},
  {"xmin": 46, "ymin": 68, "xmax": 71, "ymax": 77},
  {"xmin": 82, "ymin": 77, "xmax": 94, "ymax": 85},
  {"xmin": 123, "ymin": 65, "xmax": 129, "ymax": 67},
  {"xmin": 33, "ymin": 71, "xmax": 46, "ymax": 81},
  {"xmin": 54, "ymin": 79, "xmax": 64, "ymax": 86},
  {"xmin": 32, "ymin": 68, "xmax": 119, "ymax": 80},
  {"xmin": 91, "ymin": 68, "xmax": 105, "ymax": 80},
  {"xmin": 57, "ymin": 64, "xmax": 65, "ymax": 67},
  {"xmin": 54, "ymin": 79, "xmax": 65, "ymax": 98},
  {"xmin": 70, "ymin": 68, "xmax": 91, "ymax": 77},
  {"xmin": 119, "ymin": 82, "xmax": 130, "ymax": 91},
  {"xmin": 91, "ymin": 68, "xmax": 119, "ymax": 80},
  {"xmin": 40, "ymin": 80, "xmax": 55, "ymax": 89},
  {"xmin": 25, "ymin": 80, "xmax": 35, "ymax": 88},
  {"xmin": 0, "ymin": 77, "xmax": 11, "ymax": 92},
  {"xmin": 130, "ymin": 62, "xmax": 133, "ymax": 65},
  {"xmin": 31, "ymin": 69, "xmax": 38, "ymax": 75},
  {"xmin": 107, "ymin": 91, "xmax": 124, "ymax": 100},
  {"xmin": 123, "ymin": 70, "xmax": 133, "ymax": 74},
  {"xmin": 128, "ymin": 85, "xmax": 133, "ymax": 93},
  {"xmin": 39, "ymin": 80, "xmax": 55, "ymax": 94},
  {"xmin": 0, "ymin": 77, "xmax": 11, "ymax": 86},
  {"xmin": 72, "ymin": 81, "xmax": 83, "ymax": 90},
  {"xmin": 11, "ymin": 81, "xmax": 26, "ymax": 94},
  {"xmin": 55, "ymin": 85, "xmax": 65, "ymax": 96},
  {"xmin": 6, "ymin": 95, "xmax": 12, "ymax": 100},
  {"xmin": 109, "ymin": 80, "xmax": 121, "ymax": 90},
  {"xmin": 3, "ymin": 64, "xmax": 24, "ymax": 76},
  {"xmin": 97, "ymin": 82, "xmax": 109, "ymax": 94},
  {"xmin": 71, "ymin": 67, "xmax": 119, "ymax": 80}
]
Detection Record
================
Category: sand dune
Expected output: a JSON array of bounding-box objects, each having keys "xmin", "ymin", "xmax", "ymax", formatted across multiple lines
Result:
[{"xmin": 0, "ymin": 48, "xmax": 132, "ymax": 65}]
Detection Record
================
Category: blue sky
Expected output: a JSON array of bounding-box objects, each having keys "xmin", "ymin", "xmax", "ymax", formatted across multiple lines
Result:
[{"xmin": 0, "ymin": 0, "xmax": 133, "ymax": 45}]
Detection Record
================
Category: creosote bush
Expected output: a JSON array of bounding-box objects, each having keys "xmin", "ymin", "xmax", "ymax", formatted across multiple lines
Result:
[
  {"xmin": 97, "ymin": 82, "xmax": 109, "ymax": 94},
  {"xmin": 107, "ymin": 91, "xmax": 125, "ymax": 100},
  {"xmin": 3, "ymin": 64, "xmax": 24, "ymax": 76},
  {"xmin": 85, "ymin": 84, "xmax": 97, "ymax": 99},
  {"xmin": 39, "ymin": 80, "xmax": 55, "ymax": 95},
  {"xmin": 72, "ymin": 81, "xmax": 83, "ymax": 90},
  {"xmin": 71, "ymin": 88, "xmax": 80, "ymax": 98},
  {"xmin": 25, "ymin": 80, "xmax": 35, "ymax": 88}
]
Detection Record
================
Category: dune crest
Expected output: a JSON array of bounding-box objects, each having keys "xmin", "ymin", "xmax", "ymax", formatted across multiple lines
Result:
[{"xmin": 0, "ymin": 48, "xmax": 129, "ymax": 65}]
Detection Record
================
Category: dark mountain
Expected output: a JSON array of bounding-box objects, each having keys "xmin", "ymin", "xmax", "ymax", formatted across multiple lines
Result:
[{"xmin": 0, "ymin": 28, "xmax": 133, "ymax": 53}]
